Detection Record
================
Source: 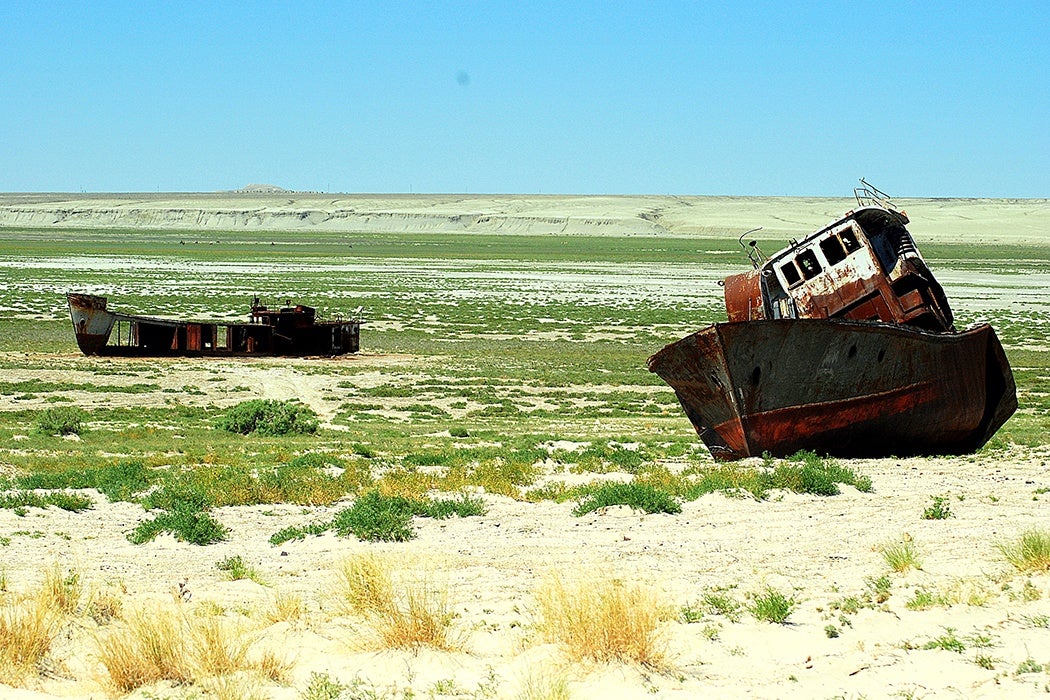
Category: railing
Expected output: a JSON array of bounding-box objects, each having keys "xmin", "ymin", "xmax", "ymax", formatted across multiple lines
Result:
[{"xmin": 854, "ymin": 178, "xmax": 900, "ymax": 212}]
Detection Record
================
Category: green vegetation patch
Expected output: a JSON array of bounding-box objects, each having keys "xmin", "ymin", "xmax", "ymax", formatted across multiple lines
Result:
[
  {"xmin": 216, "ymin": 399, "xmax": 319, "ymax": 436},
  {"xmin": 0, "ymin": 491, "xmax": 93, "ymax": 513},
  {"xmin": 128, "ymin": 502, "xmax": 229, "ymax": 546},
  {"xmin": 572, "ymin": 482, "xmax": 681, "ymax": 516},
  {"xmin": 269, "ymin": 490, "xmax": 487, "ymax": 545},
  {"xmin": 33, "ymin": 406, "xmax": 89, "ymax": 436},
  {"xmin": 17, "ymin": 459, "xmax": 152, "ymax": 502}
]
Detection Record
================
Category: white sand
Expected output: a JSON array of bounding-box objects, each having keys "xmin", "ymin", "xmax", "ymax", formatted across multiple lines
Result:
[{"xmin": 1, "ymin": 356, "xmax": 1048, "ymax": 699}]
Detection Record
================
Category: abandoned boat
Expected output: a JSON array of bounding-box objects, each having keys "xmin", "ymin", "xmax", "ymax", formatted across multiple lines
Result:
[
  {"xmin": 67, "ymin": 294, "xmax": 361, "ymax": 357},
  {"xmin": 647, "ymin": 182, "xmax": 1017, "ymax": 460}
]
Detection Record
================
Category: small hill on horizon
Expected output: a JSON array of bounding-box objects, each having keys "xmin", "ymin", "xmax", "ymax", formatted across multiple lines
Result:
[{"xmin": 232, "ymin": 184, "xmax": 291, "ymax": 194}]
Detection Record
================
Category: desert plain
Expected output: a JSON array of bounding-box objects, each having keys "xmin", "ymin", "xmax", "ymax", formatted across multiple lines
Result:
[{"xmin": 0, "ymin": 191, "xmax": 1048, "ymax": 699}]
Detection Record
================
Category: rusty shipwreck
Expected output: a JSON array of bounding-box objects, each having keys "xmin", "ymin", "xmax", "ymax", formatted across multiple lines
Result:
[
  {"xmin": 647, "ymin": 182, "xmax": 1017, "ymax": 460},
  {"xmin": 67, "ymin": 294, "xmax": 361, "ymax": 357}
]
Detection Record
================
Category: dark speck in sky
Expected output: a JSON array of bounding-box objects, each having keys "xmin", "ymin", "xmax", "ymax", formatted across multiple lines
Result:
[{"xmin": 456, "ymin": 70, "xmax": 471, "ymax": 87}]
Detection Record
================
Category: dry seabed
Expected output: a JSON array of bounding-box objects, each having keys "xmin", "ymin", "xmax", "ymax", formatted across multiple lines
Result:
[{"xmin": 2, "ymin": 449, "xmax": 1049, "ymax": 699}]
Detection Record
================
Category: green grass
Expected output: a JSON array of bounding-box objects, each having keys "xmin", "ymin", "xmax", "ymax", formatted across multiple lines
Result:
[
  {"xmin": 572, "ymin": 482, "xmax": 681, "ymax": 516},
  {"xmin": 922, "ymin": 495, "xmax": 954, "ymax": 520},
  {"xmin": 747, "ymin": 587, "xmax": 797, "ymax": 624},
  {"xmin": 998, "ymin": 529, "xmax": 1050, "ymax": 573},
  {"xmin": 0, "ymin": 224, "xmax": 1046, "ymax": 557},
  {"xmin": 216, "ymin": 399, "xmax": 319, "ymax": 436},
  {"xmin": 128, "ymin": 503, "xmax": 229, "ymax": 546}
]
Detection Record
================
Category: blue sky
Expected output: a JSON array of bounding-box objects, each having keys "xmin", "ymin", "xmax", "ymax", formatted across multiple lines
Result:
[{"xmin": 1, "ymin": 2, "xmax": 1046, "ymax": 197}]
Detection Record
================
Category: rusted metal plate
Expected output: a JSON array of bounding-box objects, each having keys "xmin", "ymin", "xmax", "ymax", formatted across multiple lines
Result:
[
  {"xmin": 67, "ymin": 293, "xmax": 361, "ymax": 357},
  {"xmin": 648, "ymin": 319, "xmax": 1016, "ymax": 460}
]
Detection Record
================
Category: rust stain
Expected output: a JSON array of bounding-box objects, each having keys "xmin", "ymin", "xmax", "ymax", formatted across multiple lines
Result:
[{"xmin": 649, "ymin": 182, "xmax": 1016, "ymax": 460}]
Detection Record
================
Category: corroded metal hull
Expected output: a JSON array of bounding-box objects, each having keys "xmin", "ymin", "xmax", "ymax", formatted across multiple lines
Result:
[
  {"xmin": 67, "ymin": 293, "xmax": 117, "ymax": 355},
  {"xmin": 67, "ymin": 293, "xmax": 361, "ymax": 357},
  {"xmin": 648, "ymin": 319, "xmax": 1016, "ymax": 460}
]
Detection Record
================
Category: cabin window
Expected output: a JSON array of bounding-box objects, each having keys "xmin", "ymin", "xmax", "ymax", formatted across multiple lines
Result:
[
  {"xmin": 796, "ymin": 249, "xmax": 822, "ymax": 279},
  {"xmin": 840, "ymin": 226, "xmax": 861, "ymax": 252},
  {"xmin": 779, "ymin": 261, "xmax": 802, "ymax": 287},
  {"xmin": 820, "ymin": 236, "xmax": 848, "ymax": 266}
]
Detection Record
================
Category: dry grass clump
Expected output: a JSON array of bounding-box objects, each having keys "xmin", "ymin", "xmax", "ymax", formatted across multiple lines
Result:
[
  {"xmin": 40, "ymin": 563, "xmax": 84, "ymax": 615},
  {"xmin": 331, "ymin": 553, "xmax": 459, "ymax": 651},
  {"xmin": 266, "ymin": 589, "xmax": 306, "ymax": 624},
  {"xmin": 95, "ymin": 605, "xmax": 193, "ymax": 692},
  {"xmin": 95, "ymin": 603, "xmax": 290, "ymax": 694},
  {"xmin": 516, "ymin": 669, "xmax": 572, "ymax": 700},
  {"xmin": 534, "ymin": 573, "xmax": 670, "ymax": 667},
  {"xmin": 998, "ymin": 529, "xmax": 1050, "ymax": 573},
  {"xmin": 334, "ymin": 553, "xmax": 396, "ymax": 616},
  {"xmin": 0, "ymin": 594, "xmax": 62, "ymax": 685}
]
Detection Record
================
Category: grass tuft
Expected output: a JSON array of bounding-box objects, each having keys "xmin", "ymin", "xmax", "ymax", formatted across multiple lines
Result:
[
  {"xmin": 535, "ymin": 573, "xmax": 669, "ymax": 667},
  {"xmin": 998, "ymin": 529, "xmax": 1050, "ymax": 573},
  {"xmin": 0, "ymin": 593, "xmax": 62, "ymax": 685},
  {"xmin": 332, "ymin": 554, "xmax": 458, "ymax": 650},
  {"xmin": 216, "ymin": 555, "xmax": 266, "ymax": 585},
  {"xmin": 95, "ymin": 605, "xmax": 193, "ymax": 692},
  {"xmin": 747, "ymin": 586, "xmax": 797, "ymax": 624},
  {"xmin": 881, "ymin": 537, "xmax": 923, "ymax": 573}
]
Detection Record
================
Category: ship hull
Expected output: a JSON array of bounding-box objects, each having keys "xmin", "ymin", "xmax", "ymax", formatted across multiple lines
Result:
[
  {"xmin": 67, "ymin": 293, "xmax": 360, "ymax": 357},
  {"xmin": 648, "ymin": 319, "xmax": 1016, "ymax": 460}
]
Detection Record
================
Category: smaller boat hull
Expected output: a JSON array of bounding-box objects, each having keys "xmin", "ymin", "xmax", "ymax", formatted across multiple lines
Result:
[
  {"xmin": 648, "ymin": 319, "xmax": 1016, "ymax": 460},
  {"xmin": 67, "ymin": 293, "xmax": 117, "ymax": 355},
  {"xmin": 67, "ymin": 293, "xmax": 361, "ymax": 357}
]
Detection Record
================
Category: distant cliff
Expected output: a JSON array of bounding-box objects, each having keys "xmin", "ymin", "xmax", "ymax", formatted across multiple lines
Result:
[{"xmin": 0, "ymin": 193, "xmax": 1044, "ymax": 242}]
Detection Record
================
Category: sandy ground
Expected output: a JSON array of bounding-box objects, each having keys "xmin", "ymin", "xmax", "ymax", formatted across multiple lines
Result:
[
  {"xmin": 1, "ymin": 193, "xmax": 1048, "ymax": 697},
  {"xmin": 1, "ymin": 192, "xmax": 1047, "ymax": 243},
  {"xmin": 1, "ymin": 357, "xmax": 1048, "ymax": 699}
]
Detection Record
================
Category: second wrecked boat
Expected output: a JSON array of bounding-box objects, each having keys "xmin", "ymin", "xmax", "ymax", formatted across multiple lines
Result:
[
  {"xmin": 68, "ymin": 294, "xmax": 361, "ymax": 357},
  {"xmin": 648, "ymin": 182, "xmax": 1017, "ymax": 460}
]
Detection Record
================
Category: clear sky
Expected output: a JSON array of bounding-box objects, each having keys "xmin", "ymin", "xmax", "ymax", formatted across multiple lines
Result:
[{"xmin": 2, "ymin": 1, "xmax": 1047, "ymax": 197}]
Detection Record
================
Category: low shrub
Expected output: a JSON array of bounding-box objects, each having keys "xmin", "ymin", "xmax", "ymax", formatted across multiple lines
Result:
[
  {"xmin": 0, "ymin": 491, "xmax": 92, "ymax": 513},
  {"xmin": 216, "ymin": 399, "xmax": 319, "ymax": 436},
  {"xmin": 273, "ymin": 491, "xmax": 487, "ymax": 545},
  {"xmin": 421, "ymin": 493, "xmax": 487, "ymax": 519},
  {"xmin": 572, "ymin": 482, "xmax": 681, "ymax": 516},
  {"xmin": 332, "ymin": 490, "xmax": 416, "ymax": 542},
  {"xmin": 33, "ymin": 407, "xmax": 88, "ymax": 436},
  {"xmin": 18, "ymin": 460, "xmax": 151, "ymax": 503},
  {"xmin": 129, "ymin": 504, "xmax": 228, "ymax": 546},
  {"xmin": 770, "ymin": 451, "xmax": 873, "ymax": 496},
  {"xmin": 923, "ymin": 495, "xmax": 954, "ymax": 520},
  {"xmin": 748, "ymin": 586, "xmax": 797, "ymax": 624}
]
